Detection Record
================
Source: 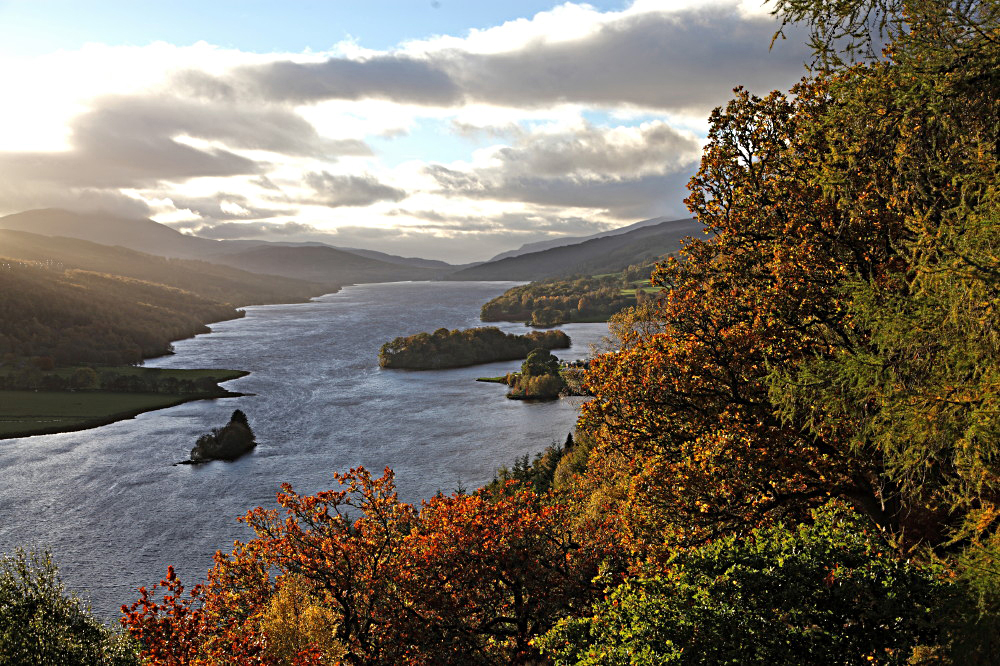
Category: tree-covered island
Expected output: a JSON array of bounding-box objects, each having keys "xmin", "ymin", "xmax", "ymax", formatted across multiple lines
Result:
[
  {"xmin": 187, "ymin": 409, "xmax": 257, "ymax": 463},
  {"xmin": 378, "ymin": 326, "xmax": 570, "ymax": 369},
  {"xmin": 504, "ymin": 348, "xmax": 567, "ymax": 400}
]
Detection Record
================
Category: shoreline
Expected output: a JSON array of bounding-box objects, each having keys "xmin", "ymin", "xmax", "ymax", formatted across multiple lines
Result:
[
  {"xmin": 0, "ymin": 286, "xmax": 340, "ymax": 441},
  {"xmin": 0, "ymin": 370, "xmax": 250, "ymax": 440}
]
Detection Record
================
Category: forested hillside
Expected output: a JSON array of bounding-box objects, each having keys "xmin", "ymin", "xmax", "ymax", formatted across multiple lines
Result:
[
  {"xmin": 480, "ymin": 261, "xmax": 658, "ymax": 326},
  {"xmin": 16, "ymin": 1, "xmax": 1000, "ymax": 663},
  {"xmin": 0, "ymin": 231, "xmax": 330, "ymax": 366},
  {"xmin": 0, "ymin": 262, "xmax": 240, "ymax": 365},
  {"xmin": 0, "ymin": 229, "xmax": 329, "ymax": 305}
]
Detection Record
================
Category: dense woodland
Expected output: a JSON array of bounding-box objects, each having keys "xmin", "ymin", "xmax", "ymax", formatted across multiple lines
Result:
[
  {"xmin": 480, "ymin": 262, "xmax": 658, "ymax": 326},
  {"xmin": 0, "ymin": 262, "xmax": 243, "ymax": 365},
  {"xmin": 378, "ymin": 326, "xmax": 570, "ymax": 369},
  {"xmin": 0, "ymin": 232, "xmax": 326, "ymax": 367},
  {"xmin": 0, "ymin": 364, "xmax": 238, "ymax": 394},
  {"xmin": 6, "ymin": 1, "xmax": 1000, "ymax": 663}
]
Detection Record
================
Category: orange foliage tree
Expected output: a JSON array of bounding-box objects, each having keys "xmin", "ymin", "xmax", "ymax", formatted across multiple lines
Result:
[
  {"xmin": 580, "ymin": 83, "xmax": 899, "ymax": 552},
  {"xmin": 580, "ymin": 0, "xmax": 1000, "ymax": 556},
  {"xmin": 122, "ymin": 468, "xmax": 622, "ymax": 665}
]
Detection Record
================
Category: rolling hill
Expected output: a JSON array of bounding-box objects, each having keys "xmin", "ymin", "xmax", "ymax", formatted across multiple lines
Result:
[
  {"xmin": 0, "ymin": 229, "xmax": 328, "ymax": 305},
  {"xmin": 485, "ymin": 216, "xmax": 675, "ymax": 262},
  {"xmin": 210, "ymin": 245, "xmax": 443, "ymax": 284},
  {"xmin": 0, "ymin": 208, "xmax": 223, "ymax": 259},
  {"xmin": 0, "ymin": 209, "xmax": 456, "ymax": 283},
  {"xmin": 445, "ymin": 217, "xmax": 704, "ymax": 281}
]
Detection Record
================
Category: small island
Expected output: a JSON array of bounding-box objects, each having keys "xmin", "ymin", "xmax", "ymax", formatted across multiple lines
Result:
[
  {"xmin": 378, "ymin": 326, "xmax": 570, "ymax": 370},
  {"xmin": 504, "ymin": 348, "xmax": 566, "ymax": 400},
  {"xmin": 187, "ymin": 409, "xmax": 257, "ymax": 462}
]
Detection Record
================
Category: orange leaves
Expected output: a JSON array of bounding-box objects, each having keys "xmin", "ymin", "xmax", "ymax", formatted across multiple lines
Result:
[
  {"xmin": 578, "ymin": 77, "xmax": 897, "ymax": 553},
  {"xmin": 120, "ymin": 566, "xmax": 208, "ymax": 666},
  {"xmin": 123, "ymin": 468, "xmax": 626, "ymax": 664},
  {"xmin": 394, "ymin": 485, "xmax": 621, "ymax": 661}
]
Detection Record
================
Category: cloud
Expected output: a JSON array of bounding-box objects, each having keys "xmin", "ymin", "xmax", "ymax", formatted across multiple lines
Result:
[
  {"xmin": 424, "ymin": 121, "xmax": 699, "ymax": 219},
  {"xmin": 187, "ymin": 220, "xmax": 320, "ymax": 240},
  {"xmin": 0, "ymin": 91, "xmax": 374, "ymax": 196},
  {"xmin": 448, "ymin": 7, "xmax": 808, "ymax": 112},
  {"xmin": 429, "ymin": 169, "xmax": 692, "ymax": 220},
  {"xmin": 304, "ymin": 172, "xmax": 408, "ymax": 207},
  {"xmin": 320, "ymin": 217, "xmax": 615, "ymax": 263},
  {"xmin": 0, "ymin": 1, "xmax": 812, "ymax": 262},
  {"xmin": 494, "ymin": 121, "xmax": 698, "ymax": 177},
  {"xmin": 389, "ymin": 208, "xmax": 610, "ymax": 235},
  {"xmin": 83, "ymin": 94, "xmax": 368, "ymax": 159},
  {"xmin": 167, "ymin": 193, "xmax": 294, "ymax": 221},
  {"xmin": 208, "ymin": 3, "xmax": 808, "ymax": 114},
  {"xmin": 236, "ymin": 57, "xmax": 463, "ymax": 106}
]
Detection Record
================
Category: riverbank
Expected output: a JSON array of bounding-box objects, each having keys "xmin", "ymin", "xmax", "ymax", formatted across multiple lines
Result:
[{"xmin": 0, "ymin": 368, "xmax": 248, "ymax": 439}]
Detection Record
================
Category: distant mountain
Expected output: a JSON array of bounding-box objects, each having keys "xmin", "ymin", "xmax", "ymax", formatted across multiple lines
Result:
[
  {"xmin": 336, "ymin": 247, "xmax": 457, "ymax": 270},
  {"xmin": 0, "ymin": 229, "xmax": 336, "ymax": 366},
  {"xmin": 0, "ymin": 208, "xmax": 225, "ymax": 259},
  {"xmin": 211, "ymin": 245, "xmax": 442, "ymax": 285},
  {"xmin": 486, "ymin": 216, "xmax": 674, "ymax": 262},
  {"xmin": 0, "ymin": 208, "xmax": 457, "ymax": 283},
  {"xmin": 0, "ymin": 229, "xmax": 327, "ymax": 305},
  {"xmin": 446, "ymin": 217, "xmax": 704, "ymax": 282},
  {"xmin": 246, "ymin": 242, "xmax": 457, "ymax": 271}
]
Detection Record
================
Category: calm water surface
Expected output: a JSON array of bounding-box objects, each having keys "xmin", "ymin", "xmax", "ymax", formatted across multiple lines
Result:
[{"xmin": 0, "ymin": 281, "xmax": 607, "ymax": 618}]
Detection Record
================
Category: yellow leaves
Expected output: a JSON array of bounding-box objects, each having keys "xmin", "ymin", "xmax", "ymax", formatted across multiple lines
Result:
[
  {"xmin": 258, "ymin": 575, "xmax": 345, "ymax": 665},
  {"xmin": 971, "ymin": 504, "xmax": 1000, "ymax": 536}
]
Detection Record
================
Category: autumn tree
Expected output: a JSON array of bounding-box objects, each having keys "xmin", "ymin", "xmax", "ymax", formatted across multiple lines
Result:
[
  {"xmin": 580, "ymin": 0, "xmax": 1000, "ymax": 557},
  {"xmin": 122, "ymin": 468, "xmax": 622, "ymax": 665},
  {"xmin": 581, "ymin": 82, "xmax": 872, "ymax": 551}
]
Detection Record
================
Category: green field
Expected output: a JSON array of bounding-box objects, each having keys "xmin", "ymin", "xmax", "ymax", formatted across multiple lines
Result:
[
  {"xmin": 0, "ymin": 368, "xmax": 247, "ymax": 439},
  {"xmin": 619, "ymin": 285, "xmax": 660, "ymax": 297}
]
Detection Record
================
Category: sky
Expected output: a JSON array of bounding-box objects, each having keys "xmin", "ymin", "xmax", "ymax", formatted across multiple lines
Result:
[{"xmin": 0, "ymin": 0, "xmax": 811, "ymax": 262}]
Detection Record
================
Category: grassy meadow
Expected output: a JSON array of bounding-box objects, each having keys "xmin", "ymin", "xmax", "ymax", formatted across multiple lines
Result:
[{"xmin": 0, "ymin": 367, "xmax": 247, "ymax": 438}]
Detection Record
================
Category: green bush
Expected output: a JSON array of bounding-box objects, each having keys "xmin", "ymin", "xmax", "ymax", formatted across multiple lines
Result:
[
  {"xmin": 538, "ymin": 503, "xmax": 953, "ymax": 665},
  {"xmin": 0, "ymin": 549, "xmax": 138, "ymax": 666}
]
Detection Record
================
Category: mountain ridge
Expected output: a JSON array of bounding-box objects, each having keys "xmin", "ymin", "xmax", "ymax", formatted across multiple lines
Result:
[
  {"xmin": 445, "ymin": 217, "xmax": 703, "ymax": 281},
  {"xmin": 0, "ymin": 208, "xmax": 456, "ymax": 284},
  {"xmin": 486, "ymin": 216, "xmax": 674, "ymax": 262},
  {"xmin": 0, "ymin": 228, "xmax": 329, "ymax": 305}
]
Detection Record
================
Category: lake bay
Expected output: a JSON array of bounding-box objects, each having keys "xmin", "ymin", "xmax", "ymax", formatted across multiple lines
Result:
[{"xmin": 0, "ymin": 281, "xmax": 607, "ymax": 618}]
